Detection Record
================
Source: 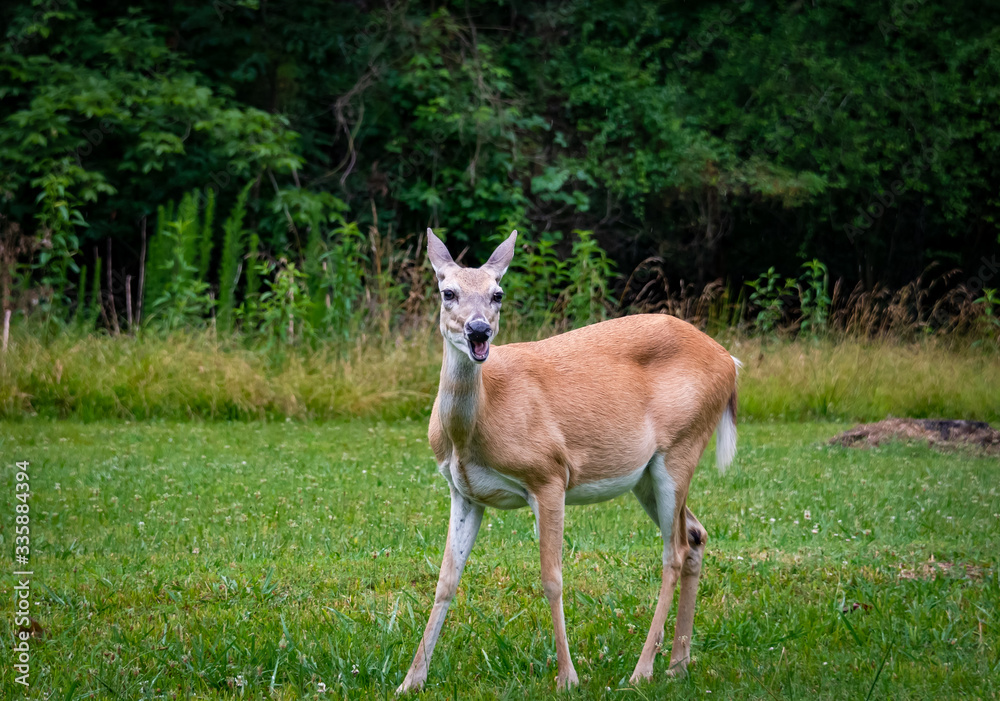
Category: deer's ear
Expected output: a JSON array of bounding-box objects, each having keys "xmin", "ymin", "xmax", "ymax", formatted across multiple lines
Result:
[
  {"xmin": 483, "ymin": 230, "xmax": 517, "ymax": 281},
  {"xmin": 426, "ymin": 228, "xmax": 456, "ymax": 279}
]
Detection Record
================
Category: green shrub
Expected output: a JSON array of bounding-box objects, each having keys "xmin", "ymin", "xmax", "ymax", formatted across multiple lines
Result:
[
  {"xmin": 146, "ymin": 200, "xmax": 213, "ymax": 331},
  {"xmin": 318, "ymin": 222, "xmax": 368, "ymax": 342},
  {"xmin": 563, "ymin": 230, "xmax": 615, "ymax": 327},
  {"xmin": 798, "ymin": 259, "xmax": 831, "ymax": 337},
  {"xmin": 197, "ymin": 187, "xmax": 216, "ymax": 284},
  {"xmin": 746, "ymin": 268, "xmax": 797, "ymax": 336},
  {"xmin": 89, "ymin": 256, "xmax": 102, "ymax": 329},
  {"xmin": 217, "ymin": 182, "xmax": 253, "ymax": 334},
  {"xmin": 256, "ymin": 259, "xmax": 312, "ymax": 346}
]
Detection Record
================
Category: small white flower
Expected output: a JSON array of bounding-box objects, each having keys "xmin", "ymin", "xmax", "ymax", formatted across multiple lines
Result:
[
  {"xmin": 138, "ymin": 521, "xmax": 145, "ymax": 528},
  {"xmin": 804, "ymin": 510, "xmax": 811, "ymax": 520},
  {"xmin": 317, "ymin": 682, "xmax": 327, "ymax": 693}
]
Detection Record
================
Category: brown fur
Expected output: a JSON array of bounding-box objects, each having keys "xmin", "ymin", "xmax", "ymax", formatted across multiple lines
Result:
[
  {"xmin": 429, "ymin": 314, "xmax": 736, "ymax": 494},
  {"xmin": 398, "ymin": 230, "xmax": 738, "ymax": 694}
]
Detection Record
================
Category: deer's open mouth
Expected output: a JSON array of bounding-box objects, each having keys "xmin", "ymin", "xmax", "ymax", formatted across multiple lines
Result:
[{"xmin": 469, "ymin": 338, "xmax": 490, "ymax": 362}]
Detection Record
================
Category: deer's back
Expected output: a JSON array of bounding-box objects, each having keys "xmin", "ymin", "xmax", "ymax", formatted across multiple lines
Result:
[{"xmin": 467, "ymin": 314, "xmax": 736, "ymax": 489}]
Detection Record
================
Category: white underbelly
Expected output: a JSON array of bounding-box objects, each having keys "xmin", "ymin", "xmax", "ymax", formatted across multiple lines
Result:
[
  {"xmin": 440, "ymin": 458, "xmax": 649, "ymax": 509},
  {"xmin": 565, "ymin": 463, "xmax": 647, "ymax": 505},
  {"xmin": 442, "ymin": 460, "xmax": 529, "ymax": 510}
]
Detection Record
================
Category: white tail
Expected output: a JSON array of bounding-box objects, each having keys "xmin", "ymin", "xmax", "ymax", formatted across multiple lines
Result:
[
  {"xmin": 715, "ymin": 356, "xmax": 741, "ymax": 473},
  {"xmin": 398, "ymin": 230, "xmax": 741, "ymax": 694}
]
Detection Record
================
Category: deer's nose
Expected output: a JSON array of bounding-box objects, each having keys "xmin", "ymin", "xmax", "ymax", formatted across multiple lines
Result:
[{"xmin": 465, "ymin": 320, "xmax": 492, "ymax": 343}]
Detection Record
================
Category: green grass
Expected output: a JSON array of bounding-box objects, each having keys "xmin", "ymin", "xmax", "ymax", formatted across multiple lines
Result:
[{"xmin": 1, "ymin": 419, "xmax": 998, "ymax": 699}]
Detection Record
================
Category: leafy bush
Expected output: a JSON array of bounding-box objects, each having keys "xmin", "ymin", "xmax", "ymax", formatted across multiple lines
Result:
[
  {"xmin": 147, "ymin": 217, "xmax": 212, "ymax": 331},
  {"xmin": 562, "ymin": 230, "xmax": 615, "ymax": 328},
  {"xmin": 317, "ymin": 222, "xmax": 368, "ymax": 342},
  {"xmin": 217, "ymin": 182, "xmax": 253, "ymax": 334},
  {"xmin": 256, "ymin": 259, "xmax": 311, "ymax": 346},
  {"xmin": 746, "ymin": 268, "xmax": 797, "ymax": 336},
  {"xmin": 974, "ymin": 288, "xmax": 1000, "ymax": 340},
  {"xmin": 798, "ymin": 259, "xmax": 832, "ymax": 337}
]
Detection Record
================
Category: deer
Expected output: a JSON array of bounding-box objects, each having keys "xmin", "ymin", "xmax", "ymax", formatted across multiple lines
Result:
[{"xmin": 397, "ymin": 229, "xmax": 740, "ymax": 694}]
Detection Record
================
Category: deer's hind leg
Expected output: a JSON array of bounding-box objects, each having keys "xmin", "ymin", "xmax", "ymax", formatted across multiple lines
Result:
[
  {"xmin": 668, "ymin": 507, "xmax": 707, "ymax": 675},
  {"xmin": 629, "ymin": 450, "xmax": 704, "ymax": 683}
]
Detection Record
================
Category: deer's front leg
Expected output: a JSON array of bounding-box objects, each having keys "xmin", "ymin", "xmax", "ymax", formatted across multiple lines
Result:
[
  {"xmin": 534, "ymin": 484, "xmax": 579, "ymax": 691},
  {"xmin": 397, "ymin": 488, "xmax": 484, "ymax": 695}
]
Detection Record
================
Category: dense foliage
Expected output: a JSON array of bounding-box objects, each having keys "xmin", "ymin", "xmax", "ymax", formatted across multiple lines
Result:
[{"xmin": 2, "ymin": 0, "xmax": 999, "ymax": 339}]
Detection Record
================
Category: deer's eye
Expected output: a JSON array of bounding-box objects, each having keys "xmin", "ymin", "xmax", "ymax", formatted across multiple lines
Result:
[
  {"xmin": 442, "ymin": 289, "xmax": 456, "ymax": 302},
  {"xmin": 492, "ymin": 291, "xmax": 504, "ymax": 304}
]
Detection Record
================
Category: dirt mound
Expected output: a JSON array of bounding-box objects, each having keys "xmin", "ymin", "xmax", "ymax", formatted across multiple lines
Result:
[{"xmin": 830, "ymin": 418, "xmax": 1000, "ymax": 455}]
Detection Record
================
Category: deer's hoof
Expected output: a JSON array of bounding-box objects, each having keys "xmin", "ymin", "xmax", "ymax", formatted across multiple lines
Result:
[
  {"xmin": 396, "ymin": 676, "xmax": 425, "ymax": 696},
  {"xmin": 556, "ymin": 668, "xmax": 579, "ymax": 692},
  {"xmin": 629, "ymin": 667, "xmax": 653, "ymax": 685}
]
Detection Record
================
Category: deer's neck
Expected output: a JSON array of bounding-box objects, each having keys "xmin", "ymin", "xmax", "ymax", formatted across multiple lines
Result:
[{"xmin": 438, "ymin": 340, "xmax": 484, "ymax": 445}]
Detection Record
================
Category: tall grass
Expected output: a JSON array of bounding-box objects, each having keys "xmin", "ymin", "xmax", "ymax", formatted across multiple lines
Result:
[
  {"xmin": 0, "ymin": 329, "xmax": 440, "ymax": 421},
  {"xmin": 732, "ymin": 338, "xmax": 1000, "ymax": 422},
  {"xmin": 1, "ymin": 326, "xmax": 997, "ymax": 423}
]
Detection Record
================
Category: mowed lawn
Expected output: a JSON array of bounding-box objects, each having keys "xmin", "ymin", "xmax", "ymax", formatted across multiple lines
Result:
[{"xmin": 1, "ymin": 419, "xmax": 998, "ymax": 699}]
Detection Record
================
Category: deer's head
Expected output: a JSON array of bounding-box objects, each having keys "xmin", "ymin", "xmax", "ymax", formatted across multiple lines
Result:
[{"xmin": 427, "ymin": 228, "xmax": 517, "ymax": 364}]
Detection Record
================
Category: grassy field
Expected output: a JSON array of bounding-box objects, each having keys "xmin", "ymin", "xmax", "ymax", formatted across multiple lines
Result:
[{"xmin": 1, "ymin": 419, "xmax": 998, "ymax": 699}]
